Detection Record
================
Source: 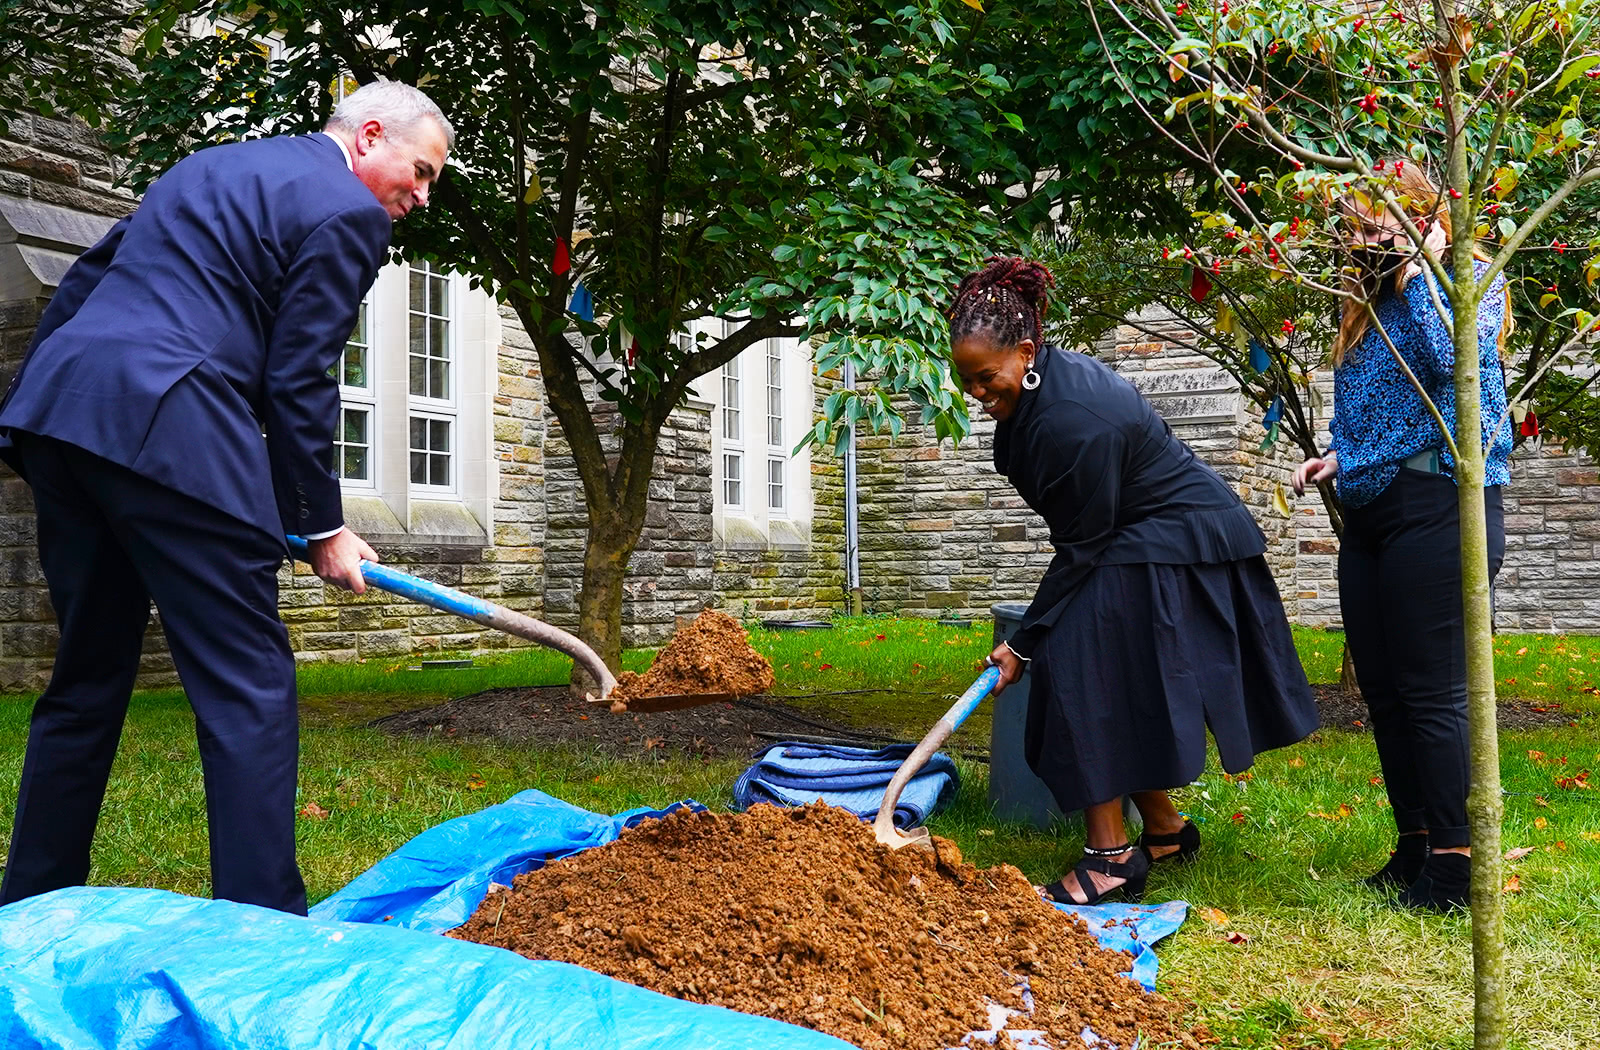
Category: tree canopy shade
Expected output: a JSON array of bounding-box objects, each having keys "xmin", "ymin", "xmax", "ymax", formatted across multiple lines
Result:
[{"xmin": 109, "ymin": 0, "xmax": 1182, "ymax": 676}]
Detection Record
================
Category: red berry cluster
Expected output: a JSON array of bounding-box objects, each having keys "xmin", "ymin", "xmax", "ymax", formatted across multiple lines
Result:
[{"xmin": 1358, "ymin": 92, "xmax": 1379, "ymax": 115}]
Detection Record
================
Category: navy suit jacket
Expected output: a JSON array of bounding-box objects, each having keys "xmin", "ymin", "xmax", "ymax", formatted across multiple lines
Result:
[{"xmin": 0, "ymin": 134, "xmax": 391, "ymax": 540}]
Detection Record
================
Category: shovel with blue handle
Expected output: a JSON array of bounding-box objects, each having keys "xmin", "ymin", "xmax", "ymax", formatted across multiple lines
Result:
[
  {"xmin": 286, "ymin": 534, "xmax": 621, "ymax": 699},
  {"xmin": 872, "ymin": 664, "xmax": 1003, "ymax": 850},
  {"xmin": 288, "ymin": 536, "xmax": 736, "ymax": 711}
]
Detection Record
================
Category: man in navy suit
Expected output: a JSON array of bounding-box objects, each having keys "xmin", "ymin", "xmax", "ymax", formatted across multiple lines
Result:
[{"xmin": 0, "ymin": 80, "xmax": 453, "ymax": 914}]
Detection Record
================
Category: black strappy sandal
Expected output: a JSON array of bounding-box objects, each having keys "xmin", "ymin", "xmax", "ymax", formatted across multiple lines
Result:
[
  {"xmin": 1138, "ymin": 819, "xmax": 1200, "ymax": 865},
  {"xmin": 1041, "ymin": 843, "xmax": 1151, "ymax": 906}
]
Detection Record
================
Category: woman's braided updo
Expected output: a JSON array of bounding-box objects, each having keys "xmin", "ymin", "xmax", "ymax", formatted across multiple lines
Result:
[{"xmin": 947, "ymin": 257, "xmax": 1056, "ymax": 350}]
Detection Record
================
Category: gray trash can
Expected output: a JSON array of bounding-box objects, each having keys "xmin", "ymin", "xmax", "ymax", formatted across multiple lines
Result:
[
  {"xmin": 989, "ymin": 601, "xmax": 1068, "ymax": 829},
  {"xmin": 989, "ymin": 602, "xmax": 1138, "ymax": 832}
]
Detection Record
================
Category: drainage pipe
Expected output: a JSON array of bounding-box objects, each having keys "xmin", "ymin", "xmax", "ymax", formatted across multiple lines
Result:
[{"xmin": 842, "ymin": 359, "xmax": 862, "ymax": 615}]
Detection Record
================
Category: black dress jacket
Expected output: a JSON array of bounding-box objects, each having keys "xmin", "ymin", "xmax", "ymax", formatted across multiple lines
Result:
[{"xmin": 997, "ymin": 345, "xmax": 1266, "ymax": 657}]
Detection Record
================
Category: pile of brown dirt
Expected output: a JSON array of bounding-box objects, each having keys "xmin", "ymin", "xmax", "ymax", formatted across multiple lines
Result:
[
  {"xmin": 610, "ymin": 609, "xmax": 775, "ymax": 703},
  {"xmin": 450, "ymin": 803, "xmax": 1197, "ymax": 1050}
]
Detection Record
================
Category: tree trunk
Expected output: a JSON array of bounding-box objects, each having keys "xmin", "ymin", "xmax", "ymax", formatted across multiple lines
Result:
[
  {"xmin": 1441, "ymin": 153, "xmax": 1505, "ymax": 1049},
  {"xmin": 559, "ymin": 408, "xmax": 663, "ymax": 695},
  {"xmin": 1339, "ymin": 643, "xmax": 1359, "ymax": 694},
  {"xmin": 1455, "ymin": 300, "xmax": 1506, "ymax": 1050},
  {"xmin": 571, "ymin": 515, "xmax": 637, "ymax": 695}
]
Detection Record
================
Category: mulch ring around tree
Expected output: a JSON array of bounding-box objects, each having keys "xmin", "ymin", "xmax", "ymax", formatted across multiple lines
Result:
[
  {"xmin": 1313, "ymin": 684, "xmax": 1580, "ymax": 732},
  {"xmin": 373, "ymin": 686, "xmax": 906, "ymax": 761}
]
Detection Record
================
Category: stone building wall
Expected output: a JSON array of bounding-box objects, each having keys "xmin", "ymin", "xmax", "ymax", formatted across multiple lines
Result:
[
  {"xmin": 541, "ymin": 397, "xmax": 719, "ymax": 648},
  {"xmin": 0, "ymin": 113, "xmax": 142, "ymax": 690},
  {"xmin": 710, "ymin": 450, "xmax": 848, "ymax": 619}
]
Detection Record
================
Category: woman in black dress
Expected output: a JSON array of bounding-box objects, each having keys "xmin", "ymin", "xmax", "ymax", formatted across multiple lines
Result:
[{"xmin": 952, "ymin": 257, "xmax": 1319, "ymax": 905}]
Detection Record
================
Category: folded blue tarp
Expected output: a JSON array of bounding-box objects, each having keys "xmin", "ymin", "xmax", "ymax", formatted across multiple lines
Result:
[
  {"xmin": 0, "ymin": 788, "xmax": 1185, "ymax": 1049},
  {"xmin": 732, "ymin": 742, "xmax": 959, "ymax": 828}
]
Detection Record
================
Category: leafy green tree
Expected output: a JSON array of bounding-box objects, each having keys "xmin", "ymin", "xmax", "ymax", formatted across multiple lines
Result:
[
  {"xmin": 114, "ymin": 1, "xmax": 1005, "ymax": 683},
  {"xmin": 110, "ymin": 0, "xmax": 1194, "ymax": 686},
  {"xmin": 1090, "ymin": 0, "xmax": 1600, "ymax": 1044}
]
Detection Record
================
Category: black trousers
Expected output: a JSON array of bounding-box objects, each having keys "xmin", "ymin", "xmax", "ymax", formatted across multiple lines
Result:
[
  {"xmin": 1339, "ymin": 468, "xmax": 1504, "ymax": 849},
  {"xmin": 0, "ymin": 435, "xmax": 306, "ymax": 913}
]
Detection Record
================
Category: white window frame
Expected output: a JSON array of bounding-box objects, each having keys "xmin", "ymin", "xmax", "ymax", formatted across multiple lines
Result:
[
  {"xmin": 691, "ymin": 322, "xmax": 814, "ymax": 544},
  {"xmin": 333, "ymin": 295, "xmax": 376, "ymax": 489},
  {"xmin": 406, "ymin": 261, "xmax": 458, "ymax": 496},
  {"xmin": 765, "ymin": 338, "xmax": 786, "ymax": 517},
  {"xmin": 719, "ymin": 328, "xmax": 744, "ymax": 511},
  {"xmin": 407, "ymin": 411, "xmax": 456, "ymax": 491}
]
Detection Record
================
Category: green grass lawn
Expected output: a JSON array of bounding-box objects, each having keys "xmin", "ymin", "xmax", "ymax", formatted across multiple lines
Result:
[{"xmin": 2, "ymin": 616, "xmax": 1598, "ymax": 1048}]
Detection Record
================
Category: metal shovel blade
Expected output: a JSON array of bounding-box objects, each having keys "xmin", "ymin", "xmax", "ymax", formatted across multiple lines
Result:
[{"xmin": 590, "ymin": 692, "xmax": 735, "ymax": 714}]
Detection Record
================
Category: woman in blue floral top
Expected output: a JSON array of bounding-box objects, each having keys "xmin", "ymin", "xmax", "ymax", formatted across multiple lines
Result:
[{"xmin": 1294, "ymin": 161, "xmax": 1511, "ymax": 912}]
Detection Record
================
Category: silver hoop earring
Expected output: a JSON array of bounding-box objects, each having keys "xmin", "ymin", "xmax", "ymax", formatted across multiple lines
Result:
[{"xmin": 1021, "ymin": 361, "xmax": 1041, "ymax": 390}]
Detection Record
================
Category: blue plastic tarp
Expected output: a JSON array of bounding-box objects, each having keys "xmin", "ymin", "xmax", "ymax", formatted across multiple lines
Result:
[
  {"xmin": 1050, "ymin": 899, "xmax": 1188, "ymax": 992},
  {"xmin": 310, "ymin": 788, "xmax": 677, "ymax": 933},
  {"xmin": 0, "ymin": 887, "xmax": 854, "ymax": 1050},
  {"xmin": 0, "ymin": 788, "xmax": 1186, "ymax": 1049}
]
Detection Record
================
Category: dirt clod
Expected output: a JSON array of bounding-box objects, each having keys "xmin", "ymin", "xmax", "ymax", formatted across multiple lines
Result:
[
  {"xmin": 451, "ymin": 803, "xmax": 1197, "ymax": 1050},
  {"xmin": 610, "ymin": 609, "xmax": 775, "ymax": 704}
]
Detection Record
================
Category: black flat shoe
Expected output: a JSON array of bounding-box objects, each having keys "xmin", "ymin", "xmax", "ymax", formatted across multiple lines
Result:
[
  {"xmin": 1365, "ymin": 834, "xmax": 1429, "ymax": 892},
  {"xmin": 1138, "ymin": 819, "xmax": 1200, "ymax": 865},
  {"xmin": 1397, "ymin": 852, "xmax": 1470, "ymax": 912},
  {"xmin": 1042, "ymin": 844, "xmax": 1150, "ymax": 906}
]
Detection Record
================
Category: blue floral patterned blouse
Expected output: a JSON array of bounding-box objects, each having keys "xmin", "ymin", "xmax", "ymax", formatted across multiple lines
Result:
[{"xmin": 1328, "ymin": 259, "xmax": 1512, "ymax": 508}]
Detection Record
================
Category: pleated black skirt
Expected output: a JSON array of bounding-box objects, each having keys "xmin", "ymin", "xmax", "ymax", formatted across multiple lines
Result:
[{"xmin": 1024, "ymin": 555, "xmax": 1318, "ymax": 812}]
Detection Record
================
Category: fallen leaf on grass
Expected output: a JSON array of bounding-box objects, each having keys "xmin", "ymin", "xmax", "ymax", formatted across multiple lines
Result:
[
  {"xmin": 1535, "ymin": 816, "xmax": 1549, "ymax": 829},
  {"xmin": 1224, "ymin": 931, "xmax": 1251, "ymax": 945},
  {"xmin": 467, "ymin": 774, "xmax": 487, "ymax": 791},
  {"xmin": 1503, "ymin": 874, "xmax": 1522, "ymax": 894},
  {"xmin": 1288, "ymin": 756, "xmax": 1306, "ymax": 768},
  {"xmin": 1199, "ymin": 907, "xmax": 1229, "ymax": 925},
  {"xmin": 299, "ymin": 802, "xmax": 330, "ymax": 820},
  {"xmin": 1582, "ymin": 832, "xmax": 1600, "ymax": 842},
  {"xmin": 1535, "ymin": 795, "xmax": 1550, "ymax": 808},
  {"xmin": 1528, "ymin": 750, "xmax": 1546, "ymax": 762},
  {"xmin": 1505, "ymin": 846, "xmax": 1534, "ymax": 861},
  {"xmin": 1308, "ymin": 864, "xmax": 1320, "ymax": 882}
]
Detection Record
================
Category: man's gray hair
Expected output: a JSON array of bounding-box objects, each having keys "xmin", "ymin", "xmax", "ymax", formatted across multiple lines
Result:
[{"xmin": 326, "ymin": 79, "xmax": 456, "ymax": 149}]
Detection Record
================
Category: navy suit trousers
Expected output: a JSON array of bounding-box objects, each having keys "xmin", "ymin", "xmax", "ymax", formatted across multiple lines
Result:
[{"xmin": 0, "ymin": 435, "xmax": 306, "ymax": 914}]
